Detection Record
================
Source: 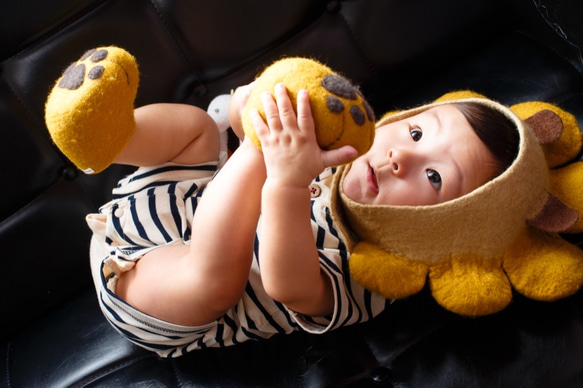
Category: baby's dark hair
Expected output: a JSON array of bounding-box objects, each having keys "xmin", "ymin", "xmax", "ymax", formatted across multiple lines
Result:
[{"xmin": 455, "ymin": 101, "xmax": 520, "ymax": 181}]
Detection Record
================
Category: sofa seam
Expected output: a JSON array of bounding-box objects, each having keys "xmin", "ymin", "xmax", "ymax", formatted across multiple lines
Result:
[
  {"xmin": 147, "ymin": 0, "xmax": 203, "ymax": 84},
  {"xmin": 70, "ymin": 353, "xmax": 153, "ymax": 388},
  {"xmin": 515, "ymin": 29, "xmax": 583, "ymax": 79},
  {"xmin": 170, "ymin": 358, "xmax": 186, "ymax": 388},
  {"xmin": 1, "ymin": 0, "xmax": 111, "ymax": 62},
  {"xmin": 0, "ymin": 172, "xmax": 67, "ymax": 228},
  {"xmin": 0, "ymin": 65, "xmax": 47, "ymax": 138},
  {"xmin": 533, "ymin": 0, "xmax": 583, "ymax": 71},
  {"xmin": 354, "ymin": 317, "xmax": 451, "ymax": 386},
  {"xmin": 3, "ymin": 341, "xmax": 12, "ymax": 388},
  {"xmin": 335, "ymin": 4, "xmax": 379, "ymax": 82}
]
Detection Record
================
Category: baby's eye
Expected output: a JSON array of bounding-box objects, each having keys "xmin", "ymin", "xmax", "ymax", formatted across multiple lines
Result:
[
  {"xmin": 410, "ymin": 127, "xmax": 422, "ymax": 142},
  {"xmin": 427, "ymin": 169, "xmax": 442, "ymax": 190}
]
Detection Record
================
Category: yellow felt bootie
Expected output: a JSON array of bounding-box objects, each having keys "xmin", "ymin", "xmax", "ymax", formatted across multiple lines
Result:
[
  {"xmin": 241, "ymin": 57, "xmax": 376, "ymax": 159},
  {"xmin": 45, "ymin": 46, "xmax": 139, "ymax": 174}
]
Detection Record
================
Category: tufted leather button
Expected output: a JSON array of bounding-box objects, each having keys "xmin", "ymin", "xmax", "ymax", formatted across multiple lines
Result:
[
  {"xmin": 303, "ymin": 346, "xmax": 325, "ymax": 364},
  {"xmin": 309, "ymin": 183, "xmax": 322, "ymax": 198},
  {"xmin": 326, "ymin": 0, "xmax": 341, "ymax": 13},
  {"xmin": 62, "ymin": 165, "xmax": 78, "ymax": 180},
  {"xmin": 370, "ymin": 366, "xmax": 392, "ymax": 385},
  {"xmin": 193, "ymin": 83, "xmax": 208, "ymax": 97}
]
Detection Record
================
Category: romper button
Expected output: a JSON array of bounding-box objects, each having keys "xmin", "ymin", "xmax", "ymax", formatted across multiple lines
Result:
[
  {"xmin": 309, "ymin": 184, "xmax": 321, "ymax": 198},
  {"xmin": 114, "ymin": 207, "xmax": 124, "ymax": 218}
]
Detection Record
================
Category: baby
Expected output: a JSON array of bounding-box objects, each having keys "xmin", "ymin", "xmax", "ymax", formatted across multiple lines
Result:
[{"xmin": 46, "ymin": 49, "xmax": 521, "ymax": 357}]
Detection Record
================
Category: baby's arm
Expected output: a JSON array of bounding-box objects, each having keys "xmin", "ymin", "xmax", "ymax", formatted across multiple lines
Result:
[
  {"xmin": 252, "ymin": 84, "xmax": 357, "ymax": 317},
  {"xmin": 115, "ymin": 103, "xmax": 220, "ymax": 167},
  {"xmin": 116, "ymin": 88, "xmax": 266, "ymax": 327},
  {"xmin": 117, "ymin": 138, "xmax": 266, "ymax": 326}
]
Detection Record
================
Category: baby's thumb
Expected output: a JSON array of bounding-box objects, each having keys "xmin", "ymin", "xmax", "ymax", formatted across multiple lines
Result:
[{"xmin": 322, "ymin": 145, "xmax": 359, "ymax": 167}]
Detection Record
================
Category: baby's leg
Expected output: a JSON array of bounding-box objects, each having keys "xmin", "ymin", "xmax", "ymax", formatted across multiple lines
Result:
[
  {"xmin": 115, "ymin": 244, "xmax": 241, "ymax": 326},
  {"xmin": 45, "ymin": 46, "xmax": 220, "ymax": 173},
  {"xmin": 115, "ymin": 103, "xmax": 220, "ymax": 167},
  {"xmin": 116, "ymin": 139, "xmax": 266, "ymax": 326}
]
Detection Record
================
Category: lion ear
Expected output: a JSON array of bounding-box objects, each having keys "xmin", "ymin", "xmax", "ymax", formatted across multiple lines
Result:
[
  {"xmin": 527, "ymin": 193, "xmax": 579, "ymax": 232},
  {"xmin": 524, "ymin": 109, "xmax": 563, "ymax": 145}
]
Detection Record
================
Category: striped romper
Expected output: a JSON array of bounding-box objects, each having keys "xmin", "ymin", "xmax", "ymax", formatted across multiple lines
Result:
[{"xmin": 87, "ymin": 162, "xmax": 386, "ymax": 358}]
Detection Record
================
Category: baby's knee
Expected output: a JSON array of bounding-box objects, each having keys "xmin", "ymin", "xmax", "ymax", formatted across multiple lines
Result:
[{"xmin": 193, "ymin": 278, "xmax": 244, "ymax": 318}]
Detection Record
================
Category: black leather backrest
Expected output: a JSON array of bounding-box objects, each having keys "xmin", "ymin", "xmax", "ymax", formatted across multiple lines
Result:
[{"xmin": 1, "ymin": 0, "xmax": 581, "ymax": 343}]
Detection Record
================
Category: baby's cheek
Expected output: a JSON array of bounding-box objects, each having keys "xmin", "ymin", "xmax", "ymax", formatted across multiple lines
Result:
[{"xmin": 343, "ymin": 171, "xmax": 366, "ymax": 203}]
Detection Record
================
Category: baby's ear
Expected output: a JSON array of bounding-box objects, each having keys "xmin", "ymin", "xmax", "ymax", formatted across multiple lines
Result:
[
  {"xmin": 527, "ymin": 193, "xmax": 579, "ymax": 233},
  {"xmin": 512, "ymin": 101, "xmax": 583, "ymax": 233},
  {"xmin": 512, "ymin": 101, "xmax": 583, "ymax": 168},
  {"xmin": 523, "ymin": 109, "xmax": 563, "ymax": 144}
]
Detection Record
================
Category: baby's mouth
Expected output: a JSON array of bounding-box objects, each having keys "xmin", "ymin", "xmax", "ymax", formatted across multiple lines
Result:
[{"xmin": 367, "ymin": 165, "xmax": 379, "ymax": 194}]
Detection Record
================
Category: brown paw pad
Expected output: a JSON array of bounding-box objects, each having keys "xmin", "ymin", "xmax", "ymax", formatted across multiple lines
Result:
[
  {"xmin": 321, "ymin": 74, "xmax": 375, "ymax": 126},
  {"xmin": 57, "ymin": 48, "xmax": 110, "ymax": 90}
]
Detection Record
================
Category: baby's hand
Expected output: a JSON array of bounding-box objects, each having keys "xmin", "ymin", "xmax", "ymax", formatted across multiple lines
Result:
[{"xmin": 250, "ymin": 83, "xmax": 357, "ymax": 188}]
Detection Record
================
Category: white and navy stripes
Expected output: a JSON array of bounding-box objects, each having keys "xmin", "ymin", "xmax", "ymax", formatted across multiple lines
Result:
[{"xmin": 88, "ymin": 163, "xmax": 386, "ymax": 358}]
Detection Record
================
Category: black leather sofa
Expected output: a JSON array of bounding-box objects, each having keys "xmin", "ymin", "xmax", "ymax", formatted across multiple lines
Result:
[{"xmin": 2, "ymin": 0, "xmax": 583, "ymax": 386}]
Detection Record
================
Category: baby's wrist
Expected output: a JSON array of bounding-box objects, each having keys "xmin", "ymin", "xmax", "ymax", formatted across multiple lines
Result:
[
  {"xmin": 261, "ymin": 180, "xmax": 311, "ymax": 218},
  {"xmin": 262, "ymin": 179, "xmax": 311, "ymax": 198}
]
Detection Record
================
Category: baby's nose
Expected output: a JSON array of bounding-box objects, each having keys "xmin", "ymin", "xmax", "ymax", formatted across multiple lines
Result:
[
  {"xmin": 388, "ymin": 148, "xmax": 420, "ymax": 176},
  {"xmin": 388, "ymin": 149, "xmax": 400, "ymax": 172},
  {"xmin": 388, "ymin": 148, "xmax": 409, "ymax": 174}
]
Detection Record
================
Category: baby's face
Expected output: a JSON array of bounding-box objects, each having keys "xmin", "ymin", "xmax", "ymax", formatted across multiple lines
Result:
[{"xmin": 342, "ymin": 104, "xmax": 498, "ymax": 206}]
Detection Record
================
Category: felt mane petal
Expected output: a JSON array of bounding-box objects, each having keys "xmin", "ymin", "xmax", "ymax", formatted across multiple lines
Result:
[
  {"xmin": 549, "ymin": 162, "xmax": 583, "ymax": 233},
  {"xmin": 429, "ymin": 255, "xmax": 512, "ymax": 316},
  {"xmin": 349, "ymin": 241, "xmax": 428, "ymax": 299},
  {"xmin": 503, "ymin": 228, "xmax": 583, "ymax": 300}
]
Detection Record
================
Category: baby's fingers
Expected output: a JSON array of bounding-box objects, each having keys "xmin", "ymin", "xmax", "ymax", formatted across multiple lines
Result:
[
  {"xmin": 259, "ymin": 91, "xmax": 283, "ymax": 133},
  {"xmin": 296, "ymin": 89, "xmax": 315, "ymax": 135},
  {"xmin": 250, "ymin": 108, "xmax": 269, "ymax": 141},
  {"xmin": 321, "ymin": 145, "xmax": 359, "ymax": 168},
  {"xmin": 273, "ymin": 83, "xmax": 298, "ymax": 130}
]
